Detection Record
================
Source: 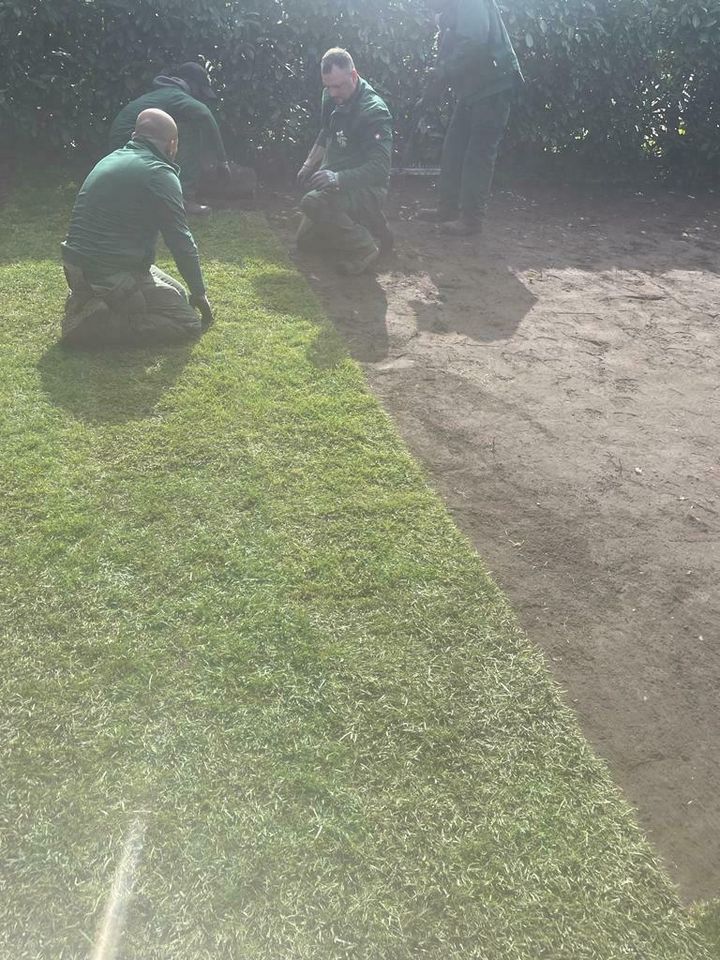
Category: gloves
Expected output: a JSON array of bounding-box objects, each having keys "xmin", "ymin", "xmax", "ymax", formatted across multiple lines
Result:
[
  {"xmin": 217, "ymin": 161, "xmax": 232, "ymax": 182},
  {"xmin": 297, "ymin": 163, "xmax": 313, "ymax": 186},
  {"xmin": 190, "ymin": 294, "xmax": 214, "ymax": 328},
  {"xmin": 308, "ymin": 169, "xmax": 339, "ymax": 191}
]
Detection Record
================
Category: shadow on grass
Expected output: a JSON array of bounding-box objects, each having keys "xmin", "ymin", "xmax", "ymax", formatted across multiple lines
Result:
[
  {"xmin": 313, "ymin": 271, "xmax": 389, "ymax": 364},
  {"xmin": 37, "ymin": 340, "xmax": 195, "ymax": 425},
  {"xmin": 250, "ymin": 253, "xmax": 390, "ymax": 366}
]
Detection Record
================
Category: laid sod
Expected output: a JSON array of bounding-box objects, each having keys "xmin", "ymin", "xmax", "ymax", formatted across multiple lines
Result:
[{"xmin": 0, "ymin": 180, "xmax": 712, "ymax": 960}]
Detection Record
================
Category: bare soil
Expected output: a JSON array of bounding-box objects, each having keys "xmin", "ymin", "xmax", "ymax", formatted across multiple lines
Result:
[{"xmin": 269, "ymin": 178, "xmax": 720, "ymax": 904}]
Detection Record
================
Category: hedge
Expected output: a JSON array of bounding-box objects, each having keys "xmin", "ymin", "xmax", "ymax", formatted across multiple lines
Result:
[{"xmin": 1, "ymin": 0, "xmax": 719, "ymax": 178}]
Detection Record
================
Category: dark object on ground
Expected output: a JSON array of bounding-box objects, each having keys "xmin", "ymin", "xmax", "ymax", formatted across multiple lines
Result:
[{"xmin": 198, "ymin": 162, "xmax": 257, "ymax": 208}]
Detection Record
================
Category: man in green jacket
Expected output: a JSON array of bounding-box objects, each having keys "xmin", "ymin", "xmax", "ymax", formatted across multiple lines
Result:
[
  {"xmin": 296, "ymin": 48, "xmax": 393, "ymax": 275},
  {"xmin": 61, "ymin": 108, "xmax": 213, "ymax": 346},
  {"xmin": 417, "ymin": 0, "xmax": 523, "ymax": 235},
  {"xmin": 109, "ymin": 62, "xmax": 230, "ymax": 214}
]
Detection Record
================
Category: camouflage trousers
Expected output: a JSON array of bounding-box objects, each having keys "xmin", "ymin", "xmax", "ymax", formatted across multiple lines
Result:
[
  {"xmin": 61, "ymin": 260, "xmax": 201, "ymax": 347},
  {"xmin": 296, "ymin": 187, "xmax": 388, "ymax": 263}
]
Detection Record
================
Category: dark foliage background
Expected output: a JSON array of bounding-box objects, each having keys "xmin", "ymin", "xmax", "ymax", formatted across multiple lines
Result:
[{"xmin": 1, "ymin": 0, "xmax": 719, "ymax": 178}]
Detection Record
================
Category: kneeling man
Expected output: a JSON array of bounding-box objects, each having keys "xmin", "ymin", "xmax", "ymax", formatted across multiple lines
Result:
[
  {"xmin": 61, "ymin": 109, "xmax": 213, "ymax": 346},
  {"xmin": 297, "ymin": 48, "xmax": 393, "ymax": 275}
]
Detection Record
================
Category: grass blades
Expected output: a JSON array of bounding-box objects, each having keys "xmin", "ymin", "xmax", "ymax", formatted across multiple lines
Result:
[{"xmin": 0, "ymin": 180, "xmax": 713, "ymax": 959}]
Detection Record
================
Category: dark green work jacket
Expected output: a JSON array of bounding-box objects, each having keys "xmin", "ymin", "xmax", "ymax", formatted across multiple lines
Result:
[
  {"xmin": 438, "ymin": 0, "xmax": 523, "ymax": 102},
  {"xmin": 62, "ymin": 138, "xmax": 205, "ymax": 297},
  {"xmin": 316, "ymin": 78, "xmax": 393, "ymax": 194},
  {"xmin": 108, "ymin": 82, "xmax": 227, "ymax": 164}
]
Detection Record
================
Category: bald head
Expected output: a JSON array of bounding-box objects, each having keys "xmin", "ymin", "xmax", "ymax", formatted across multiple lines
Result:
[{"xmin": 133, "ymin": 108, "xmax": 178, "ymax": 159}]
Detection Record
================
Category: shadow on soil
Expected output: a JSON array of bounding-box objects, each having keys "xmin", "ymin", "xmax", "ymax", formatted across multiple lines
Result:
[
  {"xmin": 263, "ymin": 179, "xmax": 720, "ymax": 907},
  {"xmin": 265, "ymin": 193, "xmax": 537, "ymax": 363},
  {"xmin": 300, "ymin": 268, "xmax": 389, "ymax": 364},
  {"xmin": 267, "ymin": 178, "xmax": 720, "ymax": 366}
]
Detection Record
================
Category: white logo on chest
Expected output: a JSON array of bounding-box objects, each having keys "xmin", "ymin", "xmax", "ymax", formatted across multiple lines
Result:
[{"xmin": 335, "ymin": 131, "xmax": 348, "ymax": 149}]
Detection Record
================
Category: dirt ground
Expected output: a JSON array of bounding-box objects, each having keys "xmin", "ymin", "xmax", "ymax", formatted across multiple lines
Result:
[
  {"xmin": 3, "ymin": 150, "xmax": 715, "ymax": 902},
  {"xmin": 269, "ymin": 178, "xmax": 720, "ymax": 904}
]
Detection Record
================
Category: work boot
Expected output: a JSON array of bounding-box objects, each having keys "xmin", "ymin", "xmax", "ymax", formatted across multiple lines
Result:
[
  {"xmin": 61, "ymin": 296, "xmax": 111, "ymax": 345},
  {"xmin": 184, "ymin": 199, "xmax": 212, "ymax": 216},
  {"xmin": 336, "ymin": 246, "xmax": 380, "ymax": 276},
  {"xmin": 415, "ymin": 207, "xmax": 457, "ymax": 223},
  {"xmin": 439, "ymin": 217, "xmax": 482, "ymax": 237},
  {"xmin": 377, "ymin": 225, "xmax": 395, "ymax": 258}
]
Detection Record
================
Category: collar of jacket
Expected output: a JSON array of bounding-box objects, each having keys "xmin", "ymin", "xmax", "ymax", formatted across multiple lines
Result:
[
  {"xmin": 152, "ymin": 74, "xmax": 192, "ymax": 94},
  {"xmin": 127, "ymin": 136, "xmax": 181, "ymax": 173},
  {"xmin": 333, "ymin": 76, "xmax": 366, "ymax": 116}
]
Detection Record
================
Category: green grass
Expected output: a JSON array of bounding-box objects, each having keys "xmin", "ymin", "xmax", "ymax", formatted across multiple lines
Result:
[
  {"xmin": 692, "ymin": 902, "xmax": 720, "ymax": 958},
  {"xmin": 0, "ymin": 178, "xmax": 713, "ymax": 959}
]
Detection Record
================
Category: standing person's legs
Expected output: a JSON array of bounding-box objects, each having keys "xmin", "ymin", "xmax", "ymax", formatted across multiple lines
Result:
[
  {"xmin": 176, "ymin": 123, "xmax": 211, "ymax": 215},
  {"xmin": 456, "ymin": 90, "xmax": 512, "ymax": 229},
  {"xmin": 436, "ymin": 100, "xmax": 472, "ymax": 219}
]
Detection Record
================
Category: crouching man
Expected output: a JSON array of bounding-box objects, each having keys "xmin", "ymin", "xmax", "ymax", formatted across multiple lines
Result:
[
  {"xmin": 61, "ymin": 109, "xmax": 213, "ymax": 346},
  {"xmin": 296, "ymin": 48, "xmax": 394, "ymax": 275},
  {"xmin": 109, "ymin": 62, "xmax": 233, "ymax": 215}
]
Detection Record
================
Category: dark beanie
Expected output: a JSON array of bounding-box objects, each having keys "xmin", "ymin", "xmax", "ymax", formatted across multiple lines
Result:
[{"xmin": 176, "ymin": 62, "xmax": 216, "ymax": 101}]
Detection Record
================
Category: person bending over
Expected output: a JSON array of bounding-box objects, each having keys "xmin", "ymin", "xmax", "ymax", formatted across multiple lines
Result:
[{"xmin": 109, "ymin": 62, "xmax": 230, "ymax": 215}]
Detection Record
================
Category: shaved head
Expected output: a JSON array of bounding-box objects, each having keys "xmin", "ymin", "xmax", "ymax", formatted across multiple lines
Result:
[{"xmin": 133, "ymin": 108, "xmax": 178, "ymax": 158}]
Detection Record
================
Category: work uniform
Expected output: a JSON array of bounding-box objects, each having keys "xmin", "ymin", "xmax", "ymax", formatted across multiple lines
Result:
[
  {"xmin": 61, "ymin": 138, "xmax": 205, "ymax": 345},
  {"xmin": 108, "ymin": 77, "xmax": 227, "ymax": 194},
  {"xmin": 297, "ymin": 78, "xmax": 393, "ymax": 266},
  {"xmin": 435, "ymin": 0, "xmax": 523, "ymax": 223}
]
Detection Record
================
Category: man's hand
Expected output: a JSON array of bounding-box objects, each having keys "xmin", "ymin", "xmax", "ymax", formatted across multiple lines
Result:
[
  {"xmin": 217, "ymin": 161, "xmax": 232, "ymax": 182},
  {"xmin": 308, "ymin": 169, "xmax": 339, "ymax": 191},
  {"xmin": 190, "ymin": 294, "xmax": 214, "ymax": 328},
  {"xmin": 297, "ymin": 163, "xmax": 313, "ymax": 186}
]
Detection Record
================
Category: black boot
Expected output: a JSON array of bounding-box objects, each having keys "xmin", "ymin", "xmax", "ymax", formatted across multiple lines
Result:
[{"xmin": 377, "ymin": 224, "xmax": 395, "ymax": 257}]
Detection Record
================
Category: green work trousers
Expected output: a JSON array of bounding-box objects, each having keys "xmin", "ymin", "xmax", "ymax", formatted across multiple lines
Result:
[
  {"xmin": 176, "ymin": 121, "xmax": 211, "ymax": 194},
  {"xmin": 437, "ymin": 89, "xmax": 513, "ymax": 222},
  {"xmin": 62, "ymin": 262, "xmax": 201, "ymax": 346},
  {"xmin": 296, "ymin": 187, "xmax": 386, "ymax": 263}
]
